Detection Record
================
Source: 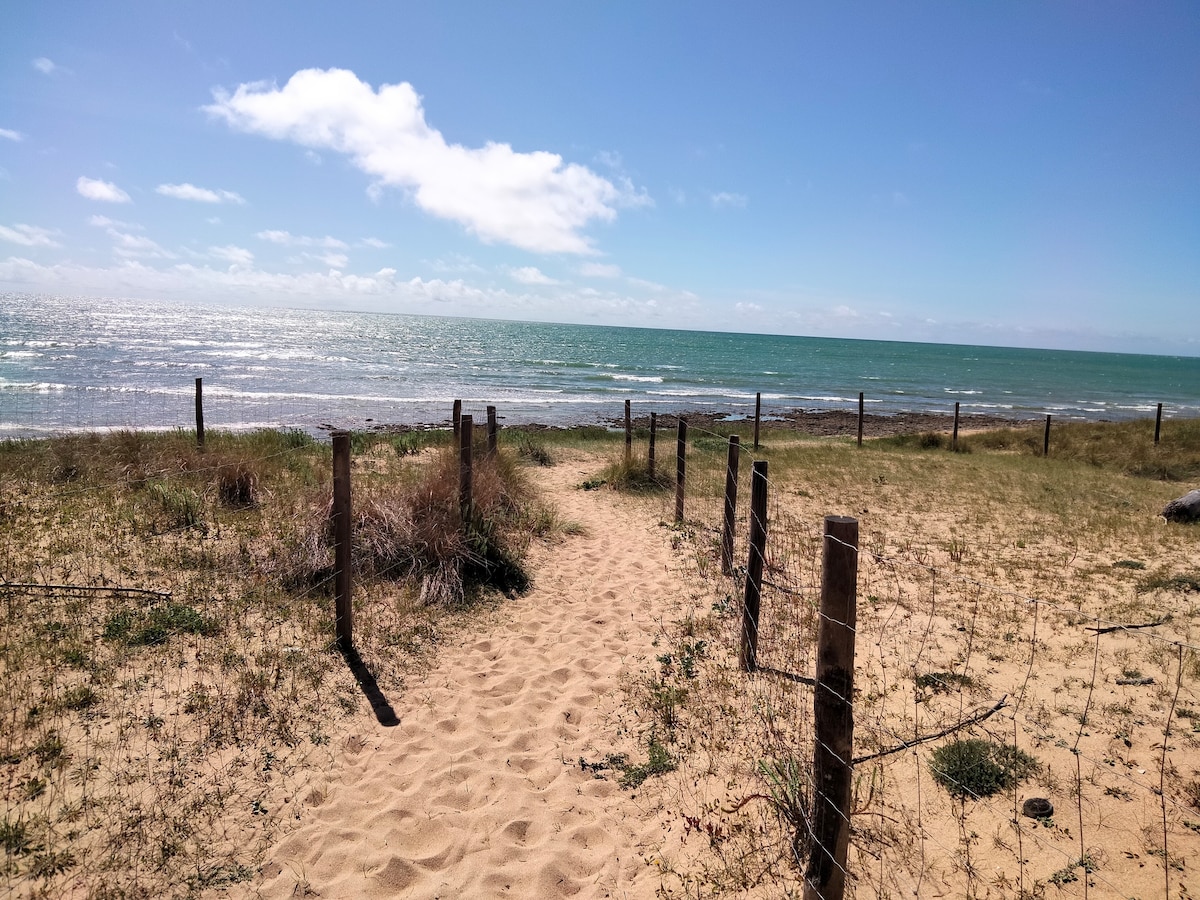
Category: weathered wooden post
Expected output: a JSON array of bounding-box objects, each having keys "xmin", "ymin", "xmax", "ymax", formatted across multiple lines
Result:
[
  {"xmin": 194, "ymin": 377, "xmax": 205, "ymax": 449},
  {"xmin": 487, "ymin": 405, "xmax": 498, "ymax": 456},
  {"xmin": 331, "ymin": 430, "xmax": 353, "ymax": 649},
  {"xmin": 738, "ymin": 460, "xmax": 768, "ymax": 672},
  {"xmin": 675, "ymin": 418, "xmax": 688, "ymax": 524},
  {"xmin": 648, "ymin": 412, "xmax": 657, "ymax": 477},
  {"xmin": 625, "ymin": 399, "xmax": 632, "ymax": 462},
  {"xmin": 721, "ymin": 436, "xmax": 741, "ymax": 576},
  {"xmin": 1155, "ymin": 403, "xmax": 1163, "ymax": 445},
  {"xmin": 1043, "ymin": 414, "xmax": 1052, "ymax": 457},
  {"xmin": 952, "ymin": 401, "xmax": 960, "ymax": 452},
  {"xmin": 857, "ymin": 392, "xmax": 864, "ymax": 448},
  {"xmin": 459, "ymin": 414, "xmax": 473, "ymax": 521},
  {"xmin": 754, "ymin": 391, "xmax": 762, "ymax": 450},
  {"xmin": 804, "ymin": 514, "xmax": 859, "ymax": 900},
  {"xmin": 452, "ymin": 399, "xmax": 462, "ymax": 441}
]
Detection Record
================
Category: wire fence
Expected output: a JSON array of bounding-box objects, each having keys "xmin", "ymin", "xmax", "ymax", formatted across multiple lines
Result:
[
  {"xmin": 626, "ymin": 408, "xmax": 1200, "ymax": 898},
  {"xmin": 2, "ymin": 392, "xmax": 1197, "ymax": 898}
]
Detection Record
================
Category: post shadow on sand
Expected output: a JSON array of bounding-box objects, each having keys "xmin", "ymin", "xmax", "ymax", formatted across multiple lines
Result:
[
  {"xmin": 757, "ymin": 665, "xmax": 816, "ymax": 687},
  {"xmin": 338, "ymin": 641, "xmax": 400, "ymax": 727}
]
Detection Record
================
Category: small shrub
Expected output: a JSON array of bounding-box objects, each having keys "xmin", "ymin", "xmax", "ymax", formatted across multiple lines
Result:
[
  {"xmin": 915, "ymin": 671, "xmax": 975, "ymax": 695},
  {"xmin": 57, "ymin": 685, "xmax": 99, "ymax": 711},
  {"xmin": 599, "ymin": 457, "xmax": 672, "ymax": 493},
  {"xmin": 147, "ymin": 481, "xmax": 205, "ymax": 531},
  {"xmin": 929, "ymin": 738, "xmax": 1039, "ymax": 799},
  {"xmin": 513, "ymin": 433, "xmax": 553, "ymax": 466},
  {"xmin": 215, "ymin": 460, "xmax": 259, "ymax": 508},
  {"xmin": 1137, "ymin": 571, "xmax": 1200, "ymax": 594},
  {"xmin": 618, "ymin": 735, "xmax": 676, "ymax": 789}
]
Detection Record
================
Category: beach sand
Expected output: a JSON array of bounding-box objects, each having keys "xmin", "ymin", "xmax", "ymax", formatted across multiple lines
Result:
[{"xmin": 253, "ymin": 452, "xmax": 675, "ymax": 898}]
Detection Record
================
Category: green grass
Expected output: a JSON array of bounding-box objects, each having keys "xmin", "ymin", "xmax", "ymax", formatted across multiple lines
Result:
[{"xmin": 929, "ymin": 738, "xmax": 1039, "ymax": 799}]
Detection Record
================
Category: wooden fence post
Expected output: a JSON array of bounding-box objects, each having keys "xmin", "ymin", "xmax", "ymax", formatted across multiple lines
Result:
[
  {"xmin": 625, "ymin": 399, "xmax": 632, "ymax": 462},
  {"xmin": 649, "ymin": 412, "xmax": 657, "ymax": 477},
  {"xmin": 1043, "ymin": 414, "xmax": 1052, "ymax": 457},
  {"xmin": 754, "ymin": 391, "xmax": 762, "ymax": 450},
  {"xmin": 952, "ymin": 401, "xmax": 960, "ymax": 452},
  {"xmin": 459, "ymin": 414, "xmax": 473, "ymax": 521},
  {"xmin": 332, "ymin": 431, "xmax": 353, "ymax": 650},
  {"xmin": 738, "ymin": 460, "xmax": 768, "ymax": 672},
  {"xmin": 1155, "ymin": 403, "xmax": 1163, "ymax": 445},
  {"xmin": 804, "ymin": 515, "xmax": 859, "ymax": 900},
  {"xmin": 194, "ymin": 377, "xmax": 205, "ymax": 449},
  {"xmin": 487, "ymin": 405, "xmax": 498, "ymax": 456},
  {"xmin": 675, "ymin": 418, "xmax": 688, "ymax": 523},
  {"xmin": 721, "ymin": 436, "xmax": 741, "ymax": 576},
  {"xmin": 452, "ymin": 399, "xmax": 462, "ymax": 442},
  {"xmin": 857, "ymin": 393, "xmax": 864, "ymax": 448}
]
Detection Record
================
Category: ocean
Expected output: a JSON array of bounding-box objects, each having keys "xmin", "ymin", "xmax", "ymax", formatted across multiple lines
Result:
[{"xmin": 1, "ymin": 293, "xmax": 1197, "ymax": 438}]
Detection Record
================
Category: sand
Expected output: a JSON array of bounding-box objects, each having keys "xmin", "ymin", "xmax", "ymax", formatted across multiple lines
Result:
[{"xmin": 253, "ymin": 453, "xmax": 673, "ymax": 899}]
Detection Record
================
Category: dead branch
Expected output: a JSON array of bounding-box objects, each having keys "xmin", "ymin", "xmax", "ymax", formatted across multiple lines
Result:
[
  {"xmin": 852, "ymin": 695, "xmax": 1009, "ymax": 765},
  {"xmin": 1, "ymin": 582, "xmax": 172, "ymax": 601}
]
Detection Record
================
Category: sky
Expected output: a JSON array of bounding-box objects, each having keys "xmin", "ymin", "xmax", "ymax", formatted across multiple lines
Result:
[{"xmin": 1, "ymin": 2, "xmax": 1197, "ymax": 354}]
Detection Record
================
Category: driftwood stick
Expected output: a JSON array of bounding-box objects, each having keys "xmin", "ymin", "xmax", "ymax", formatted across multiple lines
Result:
[
  {"xmin": 852, "ymin": 695, "xmax": 1008, "ymax": 765},
  {"xmin": 1, "ymin": 582, "xmax": 172, "ymax": 600},
  {"xmin": 1085, "ymin": 618, "xmax": 1168, "ymax": 635}
]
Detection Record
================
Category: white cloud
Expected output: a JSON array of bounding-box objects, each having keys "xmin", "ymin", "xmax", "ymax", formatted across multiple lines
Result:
[
  {"xmin": 77, "ymin": 176, "xmax": 131, "ymax": 203},
  {"xmin": 579, "ymin": 262, "xmax": 622, "ymax": 279},
  {"xmin": 32, "ymin": 58, "xmax": 58, "ymax": 75},
  {"xmin": 106, "ymin": 228, "xmax": 175, "ymax": 259},
  {"xmin": 209, "ymin": 245, "xmax": 254, "ymax": 266},
  {"xmin": 359, "ymin": 236, "xmax": 389, "ymax": 249},
  {"xmin": 710, "ymin": 191, "xmax": 748, "ymax": 209},
  {"xmin": 88, "ymin": 214, "xmax": 140, "ymax": 229},
  {"xmin": 0, "ymin": 129, "xmax": 24, "ymax": 142},
  {"xmin": 316, "ymin": 252, "xmax": 348, "ymax": 269},
  {"xmin": 205, "ymin": 68, "xmax": 646, "ymax": 254},
  {"xmin": 156, "ymin": 182, "xmax": 246, "ymax": 204},
  {"xmin": 509, "ymin": 265, "xmax": 558, "ymax": 285},
  {"xmin": 735, "ymin": 301, "xmax": 763, "ymax": 313},
  {"xmin": 206, "ymin": 216, "xmax": 222, "ymax": 225},
  {"xmin": 0, "ymin": 224, "xmax": 61, "ymax": 248},
  {"xmin": 256, "ymin": 229, "xmax": 347, "ymax": 249}
]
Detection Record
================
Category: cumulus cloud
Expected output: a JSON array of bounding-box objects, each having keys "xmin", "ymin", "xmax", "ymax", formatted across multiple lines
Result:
[
  {"xmin": 106, "ymin": 228, "xmax": 175, "ymax": 259},
  {"xmin": 0, "ymin": 128, "xmax": 24, "ymax": 142},
  {"xmin": 256, "ymin": 229, "xmax": 347, "ymax": 249},
  {"xmin": 579, "ymin": 262, "xmax": 622, "ymax": 279},
  {"xmin": 509, "ymin": 266, "xmax": 558, "ymax": 285},
  {"xmin": 710, "ymin": 191, "xmax": 748, "ymax": 209},
  {"xmin": 205, "ymin": 68, "xmax": 646, "ymax": 254},
  {"xmin": 209, "ymin": 245, "xmax": 254, "ymax": 266},
  {"xmin": 77, "ymin": 176, "xmax": 131, "ymax": 203},
  {"xmin": 0, "ymin": 224, "xmax": 61, "ymax": 248},
  {"xmin": 359, "ymin": 236, "xmax": 389, "ymax": 249},
  {"xmin": 156, "ymin": 182, "xmax": 246, "ymax": 204}
]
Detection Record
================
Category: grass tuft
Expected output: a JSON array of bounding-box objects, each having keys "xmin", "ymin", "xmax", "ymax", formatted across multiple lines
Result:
[{"xmin": 929, "ymin": 738, "xmax": 1039, "ymax": 799}]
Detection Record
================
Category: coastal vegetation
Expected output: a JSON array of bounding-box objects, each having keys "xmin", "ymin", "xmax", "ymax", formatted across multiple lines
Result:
[{"xmin": 1, "ymin": 415, "xmax": 1198, "ymax": 897}]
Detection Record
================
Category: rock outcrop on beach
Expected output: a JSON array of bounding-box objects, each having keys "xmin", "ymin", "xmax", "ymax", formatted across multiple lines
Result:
[{"xmin": 1162, "ymin": 489, "xmax": 1200, "ymax": 522}]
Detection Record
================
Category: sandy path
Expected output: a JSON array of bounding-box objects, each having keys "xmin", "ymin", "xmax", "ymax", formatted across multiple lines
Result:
[{"xmin": 253, "ymin": 455, "xmax": 672, "ymax": 899}]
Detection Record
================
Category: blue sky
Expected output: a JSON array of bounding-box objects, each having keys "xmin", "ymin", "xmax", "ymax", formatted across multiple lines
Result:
[{"xmin": 2, "ymin": 2, "xmax": 1197, "ymax": 353}]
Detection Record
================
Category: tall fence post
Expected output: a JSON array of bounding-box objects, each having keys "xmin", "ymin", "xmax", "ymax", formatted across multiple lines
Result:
[
  {"xmin": 675, "ymin": 418, "xmax": 688, "ymax": 523},
  {"xmin": 721, "ymin": 435, "xmax": 741, "ymax": 576},
  {"xmin": 452, "ymin": 399, "xmax": 462, "ymax": 442},
  {"xmin": 952, "ymin": 401, "xmax": 960, "ymax": 452},
  {"xmin": 331, "ymin": 430, "xmax": 354, "ymax": 650},
  {"xmin": 857, "ymin": 392, "xmax": 864, "ymax": 448},
  {"xmin": 194, "ymin": 377, "xmax": 205, "ymax": 449},
  {"xmin": 459, "ymin": 414, "xmax": 473, "ymax": 521},
  {"xmin": 1155, "ymin": 403, "xmax": 1163, "ymax": 445},
  {"xmin": 625, "ymin": 399, "xmax": 632, "ymax": 462},
  {"xmin": 487, "ymin": 405, "xmax": 498, "ymax": 457},
  {"xmin": 754, "ymin": 391, "xmax": 762, "ymax": 450},
  {"xmin": 649, "ymin": 412, "xmax": 657, "ymax": 477},
  {"xmin": 738, "ymin": 460, "xmax": 768, "ymax": 672},
  {"xmin": 1043, "ymin": 414, "xmax": 1052, "ymax": 457},
  {"xmin": 804, "ymin": 515, "xmax": 859, "ymax": 900}
]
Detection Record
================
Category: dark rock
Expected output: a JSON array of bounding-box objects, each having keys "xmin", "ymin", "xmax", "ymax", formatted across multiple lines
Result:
[{"xmin": 1162, "ymin": 490, "xmax": 1200, "ymax": 523}]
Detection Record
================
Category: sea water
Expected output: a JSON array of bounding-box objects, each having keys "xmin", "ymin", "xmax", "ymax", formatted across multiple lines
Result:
[{"xmin": 1, "ymin": 293, "xmax": 1197, "ymax": 437}]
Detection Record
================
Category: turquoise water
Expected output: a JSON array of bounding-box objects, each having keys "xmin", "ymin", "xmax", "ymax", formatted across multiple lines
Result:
[{"xmin": 1, "ymin": 293, "xmax": 1197, "ymax": 436}]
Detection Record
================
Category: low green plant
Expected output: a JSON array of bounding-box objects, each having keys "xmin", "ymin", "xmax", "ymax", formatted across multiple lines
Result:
[
  {"xmin": 618, "ymin": 735, "xmax": 676, "ymax": 789},
  {"xmin": 929, "ymin": 738, "xmax": 1039, "ymax": 799},
  {"xmin": 103, "ymin": 602, "xmax": 218, "ymax": 646}
]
